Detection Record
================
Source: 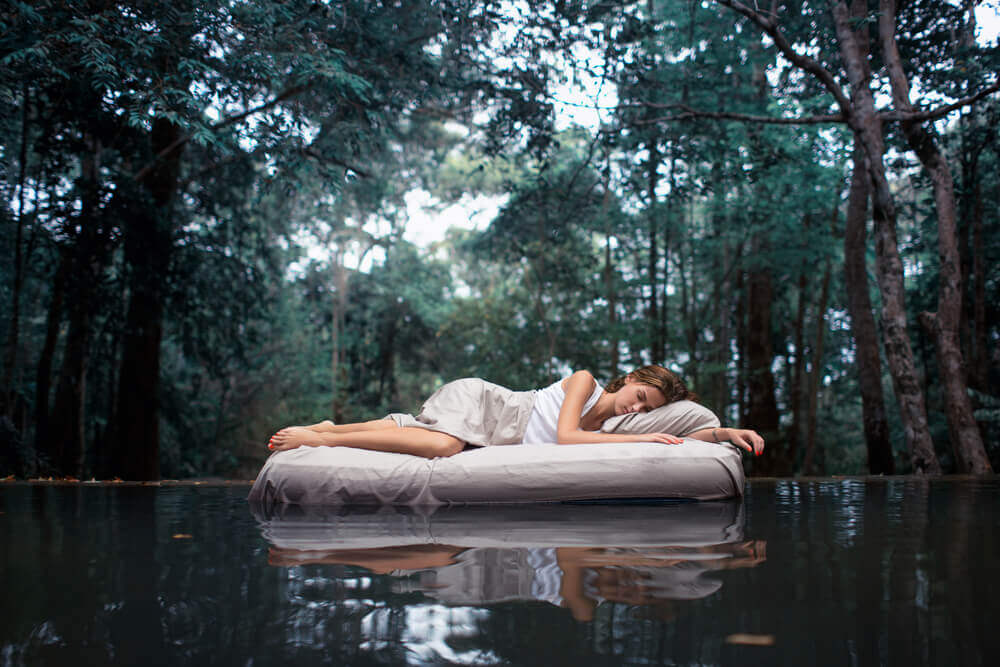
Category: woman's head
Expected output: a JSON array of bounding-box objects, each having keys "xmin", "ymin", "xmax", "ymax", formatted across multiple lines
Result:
[{"xmin": 605, "ymin": 365, "xmax": 695, "ymax": 415}]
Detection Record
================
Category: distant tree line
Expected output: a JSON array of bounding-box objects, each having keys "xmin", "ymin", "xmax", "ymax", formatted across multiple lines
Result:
[{"xmin": 1, "ymin": 1, "xmax": 997, "ymax": 479}]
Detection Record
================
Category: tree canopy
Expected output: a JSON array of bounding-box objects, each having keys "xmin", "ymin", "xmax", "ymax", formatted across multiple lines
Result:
[{"xmin": 2, "ymin": 0, "xmax": 998, "ymax": 479}]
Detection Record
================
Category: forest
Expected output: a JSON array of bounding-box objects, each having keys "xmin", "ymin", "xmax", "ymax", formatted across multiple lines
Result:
[{"xmin": 0, "ymin": 0, "xmax": 997, "ymax": 480}]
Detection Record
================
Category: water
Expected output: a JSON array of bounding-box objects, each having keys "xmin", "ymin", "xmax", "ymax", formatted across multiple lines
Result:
[{"xmin": 1, "ymin": 478, "xmax": 997, "ymax": 666}]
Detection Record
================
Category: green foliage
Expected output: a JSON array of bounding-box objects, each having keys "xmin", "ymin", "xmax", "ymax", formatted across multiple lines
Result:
[{"xmin": 1, "ymin": 0, "xmax": 997, "ymax": 478}]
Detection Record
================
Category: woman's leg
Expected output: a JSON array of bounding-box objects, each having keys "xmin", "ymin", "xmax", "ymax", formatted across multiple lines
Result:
[
  {"xmin": 270, "ymin": 418, "xmax": 396, "ymax": 443},
  {"xmin": 269, "ymin": 426, "xmax": 465, "ymax": 459},
  {"xmin": 299, "ymin": 419, "xmax": 398, "ymax": 434}
]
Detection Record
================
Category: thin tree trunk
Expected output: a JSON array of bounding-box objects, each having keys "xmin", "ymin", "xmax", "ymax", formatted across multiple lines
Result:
[
  {"xmin": 844, "ymin": 141, "xmax": 894, "ymax": 474},
  {"xmin": 789, "ymin": 216, "xmax": 810, "ymax": 466},
  {"xmin": 331, "ymin": 250, "xmax": 348, "ymax": 423},
  {"xmin": 683, "ymin": 203, "xmax": 699, "ymax": 388},
  {"xmin": 746, "ymin": 243, "xmax": 782, "ymax": 473},
  {"xmin": 956, "ymin": 0, "xmax": 976, "ymax": 374},
  {"xmin": 735, "ymin": 270, "xmax": 747, "ymax": 426},
  {"xmin": 831, "ymin": 0, "xmax": 940, "ymax": 473},
  {"xmin": 49, "ymin": 299, "xmax": 92, "ymax": 477},
  {"xmin": 971, "ymin": 176, "xmax": 987, "ymax": 389},
  {"xmin": 714, "ymin": 237, "xmax": 732, "ymax": 416},
  {"xmin": 878, "ymin": 0, "xmax": 990, "ymax": 473},
  {"xmin": 2, "ymin": 84, "xmax": 31, "ymax": 407},
  {"xmin": 604, "ymin": 235, "xmax": 619, "ymax": 376},
  {"xmin": 647, "ymin": 141, "xmax": 662, "ymax": 363},
  {"xmin": 34, "ymin": 253, "xmax": 69, "ymax": 468},
  {"xmin": 802, "ymin": 238, "xmax": 833, "ymax": 475}
]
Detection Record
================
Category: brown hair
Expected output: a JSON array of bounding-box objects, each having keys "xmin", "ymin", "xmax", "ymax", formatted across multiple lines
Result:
[{"xmin": 605, "ymin": 365, "xmax": 697, "ymax": 404}]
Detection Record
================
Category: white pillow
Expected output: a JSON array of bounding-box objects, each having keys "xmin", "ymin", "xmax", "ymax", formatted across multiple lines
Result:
[{"xmin": 600, "ymin": 400, "xmax": 720, "ymax": 436}]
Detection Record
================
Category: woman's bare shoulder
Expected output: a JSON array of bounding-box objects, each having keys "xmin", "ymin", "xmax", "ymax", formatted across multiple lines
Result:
[{"xmin": 560, "ymin": 370, "xmax": 596, "ymax": 391}]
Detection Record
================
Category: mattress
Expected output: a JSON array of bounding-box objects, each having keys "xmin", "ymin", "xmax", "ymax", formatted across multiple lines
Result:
[{"xmin": 247, "ymin": 439, "xmax": 745, "ymax": 507}]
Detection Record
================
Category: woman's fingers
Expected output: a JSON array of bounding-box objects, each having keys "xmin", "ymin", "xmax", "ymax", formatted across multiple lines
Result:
[
  {"xmin": 730, "ymin": 429, "xmax": 765, "ymax": 455},
  {"xmin": 730, "ymin": 432, "xmax": 750, "ymax": 453},
  {"xmin": 742, "ymin": 429, "xmax": 764, "ymax": 455}
]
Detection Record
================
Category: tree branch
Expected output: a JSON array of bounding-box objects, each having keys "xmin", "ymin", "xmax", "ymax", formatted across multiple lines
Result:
[
  {"xmin": 132, "ymin": 83, "xmax": 310, "ymax": 183},
  {"xmin": 715, "ymin": 0, "xmax": 854, "ymax": 113},
  {"xmin": 620, "ymin": 82, "xmax": 999, "ymax": 128},
  {"xmin": 626, "ymin": 103, "xmax": 845, "ymax": 125},
  {"xmin": 881, "ymin": 80, "xmax": 1000, "ymax": 122}
]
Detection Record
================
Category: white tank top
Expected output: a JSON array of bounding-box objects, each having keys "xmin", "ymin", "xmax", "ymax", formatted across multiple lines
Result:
[{"xmin": 522, "ymin": 377, "xmax": 604, "ymax": 444}]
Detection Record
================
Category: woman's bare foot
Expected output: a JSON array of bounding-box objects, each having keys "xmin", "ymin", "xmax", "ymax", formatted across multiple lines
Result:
[
  {"xmin": 268, "ymin": 426, "xmax": 328, "ymax": 452},
  {"xmin": 266, "ymin": 421, "xmax": 335, "ymax": 450}
]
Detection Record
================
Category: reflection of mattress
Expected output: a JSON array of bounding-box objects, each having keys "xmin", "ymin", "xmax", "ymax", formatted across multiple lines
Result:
[
  {"xmin": 247, "ymin": 440, "xmax": 745, "ymax": 507},
  {"xmin": 253, "ymin": 503, "xmax": 745, "ymax": 606},
  {"xmin": 250, "ymin": 501, "xmax": 745, "ymax": 550}
]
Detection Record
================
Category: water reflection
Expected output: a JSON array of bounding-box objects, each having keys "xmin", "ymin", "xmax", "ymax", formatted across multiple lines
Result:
[
  {"xmin": 254, "ymin": 502, "xmax": 765, "ymax": 634},
  {"xmin": 2, "ymin": 480, "xmax": 997, "ymax": 665}
]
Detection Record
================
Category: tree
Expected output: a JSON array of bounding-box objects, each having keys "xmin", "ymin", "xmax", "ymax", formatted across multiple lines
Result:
[{"xmin": 714, "ymin": 0, "xmax": 996, "ymax": 472}]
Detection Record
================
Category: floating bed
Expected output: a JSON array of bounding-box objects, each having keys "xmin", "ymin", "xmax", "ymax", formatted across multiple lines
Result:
[{"xmin": 247, "ymin": 439, "xmax": 745, "ymax": 507}]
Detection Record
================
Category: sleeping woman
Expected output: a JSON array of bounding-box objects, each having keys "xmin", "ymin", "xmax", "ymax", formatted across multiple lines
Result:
[{"xmin": 267, "ymin": 365, "xmax": 765, "ymax": 458}]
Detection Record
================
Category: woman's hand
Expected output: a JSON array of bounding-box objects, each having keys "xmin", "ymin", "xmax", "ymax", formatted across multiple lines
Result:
[{"xmin": 724, "ymin": 428, "xmax": 765, "ymax": 456}]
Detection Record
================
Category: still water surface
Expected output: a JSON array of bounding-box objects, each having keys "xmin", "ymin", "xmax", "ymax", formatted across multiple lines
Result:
[{"xmin": 1, "ymin": 478, "xmax": 997, "ymax": 665}]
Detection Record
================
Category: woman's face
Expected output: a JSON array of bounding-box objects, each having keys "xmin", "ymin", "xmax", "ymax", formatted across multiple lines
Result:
[{"xmin": 612, "ymin": 377, "xmax": 667, "ymax": 416}]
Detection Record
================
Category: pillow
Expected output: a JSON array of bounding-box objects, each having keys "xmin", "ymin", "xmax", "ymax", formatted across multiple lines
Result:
[{"xmin": 600, "ymin": 399, "xmax": 720, "ymax": 436}]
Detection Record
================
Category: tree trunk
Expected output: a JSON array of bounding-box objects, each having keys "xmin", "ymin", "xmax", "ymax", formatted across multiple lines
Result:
[
  {"xmin": 331, "ymin": 250, "xmax": 348, "ymax": 423},
  {"xmin": 831, "ymin": 0, "xmax": 940, "ymax": 473},
  {"xmin": 712, "ymin": 231, "xmax": 732, "ymax": 414},
  {"xmin": 802, "ymin": 249, "xmax": 832, "ymax": 475},
  {"xmin": 735, "ymin": 270, "xmax": 747, "ymax": 426},
  {"xmin": 34, "ymin": 254, "xmax": 69, "ymax": 468},
  {"xmin": 878, "ymin": 0, "xmax": 990, "ymax": 473},
  {"xmin": 603, "ymin": 235, "xmax": 619, "ymax": 376},
  {"xmin": 647, "ymin": 141, "xmax": 662, "ymax": 363},
  {"xmin": 956, "ymin": 0, "xmax": 977, "ymax": 377},
  {"xmin": 47, "ymin": 138, "xmax": 109, "ymax": 477},
  {"xmin": 746, "ymin": 237, "xmax": 783, "ymax": 473},
  {"xmin": 788, "ymin": 217, "xmax": 809, "ymax": 466},
  {"xmin": 970, "ymin": 176, "xmax": 987, "ymax": 389},
  {"xmin": 844, "ymin": 141, "xmax": 894, "ymax": 474},
  {"xmin": 49, "ymin": 298, "xmax": 92, "ymax": 477},
  {"xmin": 111, "ymin": 118, "xmax": 183, "ymax": 480},
  {"xmin": 2, "ymin": 83, "xmax": 30, "ymax": 406}
]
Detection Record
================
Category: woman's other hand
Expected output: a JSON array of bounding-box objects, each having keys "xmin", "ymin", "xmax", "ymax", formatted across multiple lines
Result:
[{"xmin": 725, "ymin": 428, "xmax": 764, "ymax": 456}]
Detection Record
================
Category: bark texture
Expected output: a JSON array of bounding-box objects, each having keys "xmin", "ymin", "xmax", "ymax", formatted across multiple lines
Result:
[
  {"xmin": 746, "ymin": 256, "xmax": 783, "ymax": 473},
  {"xmin": 34, "ymin": 254, "xmax": 68, "ymax": 467},
  {"xmin": 878, "ymin": 0, "xmax": 990, "ymax": 473},
  {"xmin": 831, "ymin": 0, "xmax": 940, "ymax": 473},
  {"xmin": 844, "ymin": 142, "xmax": 894, "ymax": 474},
  {"xmin": 802, "ymin": 249, "xmax": 832, "ymax": 475}
]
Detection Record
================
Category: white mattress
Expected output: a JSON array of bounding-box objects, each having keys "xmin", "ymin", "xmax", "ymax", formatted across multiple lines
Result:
[{"xmin": 247, "ymin": 439, "xmax": 745, "ymax": 507}]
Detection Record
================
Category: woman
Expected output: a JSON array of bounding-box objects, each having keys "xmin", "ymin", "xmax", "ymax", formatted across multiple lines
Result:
[{"xmin": 268, "ymin": 365, "xmax": 765, "ymax": 458}]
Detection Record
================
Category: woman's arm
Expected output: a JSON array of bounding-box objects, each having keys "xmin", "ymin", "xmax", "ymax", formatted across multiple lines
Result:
[
  {"xmin": 687, "ymin": 427, "xmax": 765, "ymax": 455},
  {"xmin": 555, "ymin": 370, "xmax": 683, "ymax": 445}
]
